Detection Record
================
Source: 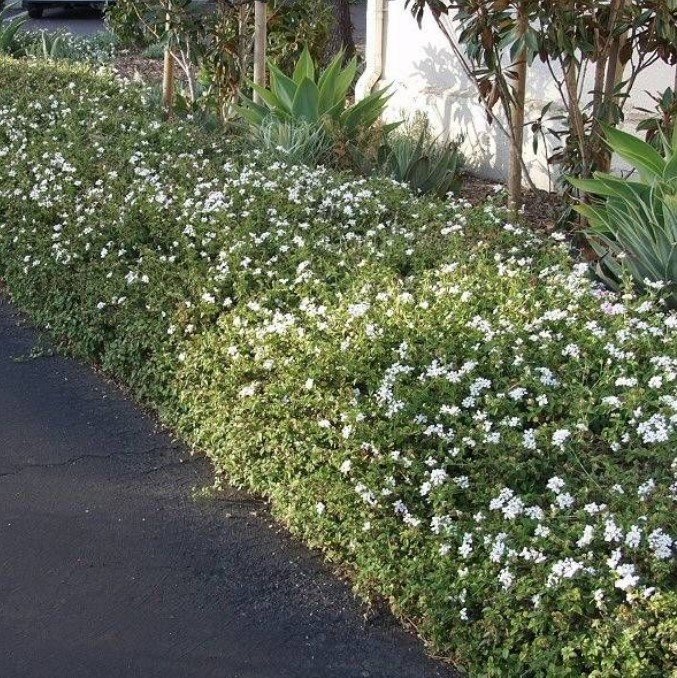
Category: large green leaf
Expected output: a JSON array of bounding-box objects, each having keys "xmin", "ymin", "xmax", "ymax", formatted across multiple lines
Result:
[
  {"xmin": 268, "ymin": 63, "xmax": 298, "ymax": 114},
  {"xmin": 334, "ymin": 57, "xmax": 358, "ymax": 102},
  {"xmin": 601, "ymin": 123, "xmax": 666, "ymax": 182},
  {"xmin": 235, "ymin": 97, "xmax": 270, "ymax": 126},
  {"xmin": 249, "ymin": 82, "xmax": 282, "ymax": 111},
  {"xmin": 317, "ymin": 54, "xmax": 344, "ymax": 116},
  {"xmin": 291, "ymin": 77, "xmax": 320, "ymax": 122},
  {"xmin": 569, "ymin": 175, "xmax": 651, "ymax": 203},
  {"xmin": 292, "ymin": 46, "xmax": 315, "ymax": 84}
]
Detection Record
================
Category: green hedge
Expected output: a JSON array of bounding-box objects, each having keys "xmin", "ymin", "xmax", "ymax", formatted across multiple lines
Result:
[{"xmin": 1, "ymin": 59, "xmax": 676, "ymax": 676}]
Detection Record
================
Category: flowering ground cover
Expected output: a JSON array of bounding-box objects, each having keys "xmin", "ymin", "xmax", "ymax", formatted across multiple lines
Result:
[{"xmin": 0, "ymin": 59, "xmax": 676, "ymax": 675}]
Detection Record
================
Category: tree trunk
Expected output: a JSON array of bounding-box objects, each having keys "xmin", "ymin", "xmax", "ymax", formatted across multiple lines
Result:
[
  {"xmin": 508, "ymin": 4, "xmax": 528, "ymax": 213},
  {"xmin": 253, "ymin": 0, "xmax": 267, "ymax": 103},
  {"xmin": 598, "ymin": 0, "xmax": 628, "ymax": 172},
  {"xmin": 327, "ymin": 0, "xmax": 355, "ymax": 59},
  {"xmin": 162, "ymin": 5, "xmax": 174, "ymax": 118},
  {"xmin": 564, "ymin": 59, "xmax": 587, "ymax": 174}
]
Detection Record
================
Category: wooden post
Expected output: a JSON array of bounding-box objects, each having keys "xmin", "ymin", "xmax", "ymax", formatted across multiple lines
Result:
[
  {"xmin": 253, "ymin": 0, "xmax": 267, "ymax": 103},
  {"xmin": 162, "ymin": 2, "xmax": 175, "ymax": 117}
]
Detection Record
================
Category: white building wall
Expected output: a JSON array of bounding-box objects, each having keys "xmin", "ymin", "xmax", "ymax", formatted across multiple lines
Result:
[{"xmin": 375, "ymin": 1, "xmax": 673, "ymax": 190}]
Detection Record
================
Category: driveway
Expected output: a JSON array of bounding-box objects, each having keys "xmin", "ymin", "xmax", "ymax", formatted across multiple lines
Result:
[{"xmin": 0, "ymin": 295, "xmax": 453, "ymax": 678}]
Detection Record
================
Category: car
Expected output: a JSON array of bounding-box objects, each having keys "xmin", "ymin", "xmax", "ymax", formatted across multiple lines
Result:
[{"xmin": 19, "ymin": 0, "xmax": 113, "ymax": 19}]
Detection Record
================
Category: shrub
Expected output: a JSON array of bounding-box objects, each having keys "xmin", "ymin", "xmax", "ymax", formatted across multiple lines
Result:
[
  {"xmin": 383, "ymin": 124, "xmax": 464, "ymax": 198},
  {"xmin": 1, "ymin": 59, "xmax": 676, "ymax": 676},
  {"xmin": 238, "ymin": 47, "xmax": 394, "ymax": 142},
  {"xmin": 20, "ymin": 30, "xmax": 117, "ymax": 62},
  {"xmin": 570, "ymin": 125, "xmax": 677, "ymax": 308}
]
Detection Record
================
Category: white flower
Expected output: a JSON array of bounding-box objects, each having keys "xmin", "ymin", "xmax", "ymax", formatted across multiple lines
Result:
[
  {"xmin": 347, "ymin": 302, "xmax": 370, "ymax": 318},
  {"xmin": 648, "ymin": 529, "xmax": 673, "ymax": 560},
  {"xmin": 498, "ymin": 567, "xmax": 514, "ymax": 590},
  {"xmin": 637, "ymin": 414, "xmax": 671, "ymax": 444},
  {"xmin": 603, "ymin": 518, "xmax": 623, "ymax": 543},
  {"xmin": 584, "ymin": 502, "xmax": 607, "ymax": 515},
  {"xmin": 547, "ymin": 558, "xmax": 584, "ymax": 588},
  {"xmin": 454, "ymin": 475, "xmax": 470, "ymax": 489},
  {"xmin": 430, "ymin": 468, "xmax": 448, "ymax": 487},
  {"xmin": 614, "ymin": 564, "xmax": 639, "ymax": 592},
  {"xmin": 554, "ymin": 492, "xmax": 575, "ymax": 510},
  {"xmin": 625, "ymin": 525, "xmax": 642, "ymax": 548},
  {"xmin": 458, "ymin": 532, "xmax": 473, "ymax": 559},
  {"xmin": 551, "ymin": 429, "xmax": 571, "ymax": 448},
  {"xmin": 534, "ymin": 524, "xmax": 551, "ymax": 538},
  {"xmin": 238, "ymin": 383, "xmax": 257, "ymax": 398},
  {"xmin": 577, "ymin": 525, "xmax": 595, "ymax": 548},
  {"xmin": 489, "ymin": 533, "xmax": 507, "ymax": 562},
  {"xmin": 546, "ymin": 476, "xmax": 565, "ymax": 494},
  {"xmin": 562, "ymin": 343, "xmax": 580, "ymax": 359},
  {"xmin": 522, "ymin": 429, "xmax": 537, "ymax": 450},
  {"xmin": 339, "ymin": 460, "xmax": 352, "ymax": 475},
  {"xmin": 316, "ymin": 502, "xmax": 326, "ymax": 515},
  {"xmin": 638, "ymin": 479, "xmax": 656, "ymax": 500},
  {"xmin": 509, "ymin": 387, "xmax": 528, "ymax": 401}
]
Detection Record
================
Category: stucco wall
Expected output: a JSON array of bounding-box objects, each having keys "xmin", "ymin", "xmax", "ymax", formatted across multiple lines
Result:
[{"xmin": 374, "ymin": 1, "xmax": 674, "ymax": 189}]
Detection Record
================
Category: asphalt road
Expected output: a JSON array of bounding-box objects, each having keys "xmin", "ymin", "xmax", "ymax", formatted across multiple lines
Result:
[
  {"xmin": 0, "ymin": 294, "xmax": 454, "ymax": 678},
  {"xmin": 2, "ymin": 5, "xmax": 105, "ymax": 35}
]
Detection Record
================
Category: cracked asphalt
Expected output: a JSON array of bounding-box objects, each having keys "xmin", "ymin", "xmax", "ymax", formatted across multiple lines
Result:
[{"xmin": 0, "ymin": 295, "xmax": 454, "ymax": 678}]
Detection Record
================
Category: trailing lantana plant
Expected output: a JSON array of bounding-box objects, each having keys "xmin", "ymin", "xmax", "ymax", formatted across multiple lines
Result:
[{"xmin": 1, "ymin": 59, "xmax": 676, "ymax": 675}]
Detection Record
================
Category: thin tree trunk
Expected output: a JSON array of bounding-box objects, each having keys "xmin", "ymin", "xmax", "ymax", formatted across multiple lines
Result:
[
  {"xmin": 592, "ymin": 54, "xmax": 607, "ymax": 121},
  {"xmin": 253, "ymin": 0, "xmax": 267, "ymax": 103},
  {"xmin": 564, "ymin": 59, "xmax": 587, "ymax": 174},
  {"xmin": 238, "ymin": 3, "xmax": 248, "ymax": 96},
  {"xmin": 599, "ymin": 0, "xmax": 628, "ymax": 171},
  {"xmin": 327, "ymin": 0, "xmax": 355, "ymax": 59},
  {"xmin": 508, "ymin": 4, "xmax": 528, "ymax": 212},
  {"xmin": 162, "ymin": 4, "xmax": 174, "ymax": 118}
]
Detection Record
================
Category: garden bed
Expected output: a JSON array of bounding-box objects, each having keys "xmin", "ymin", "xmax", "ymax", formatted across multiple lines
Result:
[{"xmin": 0, "ymin": 59, "xmax": 675, "ymax": 676}]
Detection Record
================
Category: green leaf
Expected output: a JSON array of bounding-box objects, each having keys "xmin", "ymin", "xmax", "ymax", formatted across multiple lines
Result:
[
  {"xmin": 292, "ymin": 46, "xmax": 315, "ymax": 85},
  {"xmin": 235, "ymin": 96, "xmax": 269, "ymax": 126},
  {"xmin": 249, "ymin": 82, "xmax": 280, "ymax": 111},
  {"xmin": 341, "ymin": 89, "xmax": 390, "ymax": 134},
  {"xmin": 268, "ymin": 63, "xmax": 298, "ymax": 114},
  {"xmin": 601, "ymin": 123, "xmax": 665, "ymax": 181},
  {"xmin": 291, "ymin": 77, "xmax": 320, "ymax": 122},
  {"xmin": 317, "ymin": 54, "xmax": 343, "ymax": 116},
  {"xmin": 334, "ymin": 56, "xmax": 358, "ymax": 102}
]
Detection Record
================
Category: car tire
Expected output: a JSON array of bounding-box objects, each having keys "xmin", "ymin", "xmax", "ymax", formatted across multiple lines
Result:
[{"xmin": 26, "ymin": 4, "xmax": 44, "ymax": 17}]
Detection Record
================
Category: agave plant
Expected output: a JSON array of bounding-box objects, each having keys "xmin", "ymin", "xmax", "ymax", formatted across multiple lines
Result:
[
  {"xmin": 384, "ymin": 125, "xmax": 464, "ymax": 198},
  {"xmin": 0, "ymin": 5, "xmax": 27, "ymax": 57},
  {"xmin": 238, "ymin": 47, "xmax": 394, "ymax": 138},
  {"xmin": 569, "ymin": 124, "xmax": 677, "ymax": 307}
]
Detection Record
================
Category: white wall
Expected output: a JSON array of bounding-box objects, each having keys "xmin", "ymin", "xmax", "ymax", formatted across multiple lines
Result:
[{"xmin": 375, "ymin": 1, "xmax": 674, "ymax": 190}]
